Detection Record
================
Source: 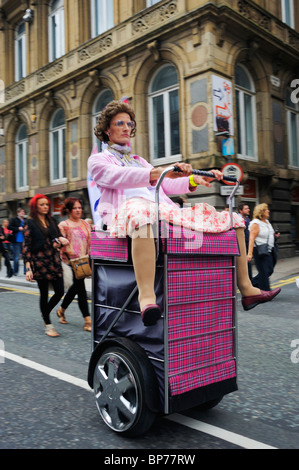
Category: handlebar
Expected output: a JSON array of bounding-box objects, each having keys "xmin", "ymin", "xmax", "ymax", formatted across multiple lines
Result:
[{"xmin": 172, "ymin": 166, "xmax": 238, "ymax": 183}]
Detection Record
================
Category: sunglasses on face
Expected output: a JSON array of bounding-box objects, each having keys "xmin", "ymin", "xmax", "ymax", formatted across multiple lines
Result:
[{"xmin": 112, "ymin": 120, "xmax": 135, "ymax": 129}]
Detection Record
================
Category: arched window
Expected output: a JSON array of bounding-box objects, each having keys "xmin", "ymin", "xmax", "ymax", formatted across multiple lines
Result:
[
  {"xmin": 49, "ymin": 0, "xmax": 65, "ymax": 61},
  {"xmin": 148, "ymin": 64, "xmax": 181, "ymax": 164},
  {"xmin": 15, "ymin": 22, "xmax": 26, "ymax": 81},
  {"xmin": 15, "ymin": 124, "xmax": 28, "ymax": 191},
  {"xmin": 235, "ymin": 64, "xmax": 258, "ymax": 161},
  {"xmin": 50, "ymin": 108, "xmax": 66, "ymax": 183},
  {"xmin": 92, "ymin": 89, "xmax": 114, "ymax": 148},
  {"xmin": 286, "ymin": 86, "xmax": 299, "ymax": 168},
  {"xmin": 91, "ymin": 0, "xmax": 114, "ymax": 38}
]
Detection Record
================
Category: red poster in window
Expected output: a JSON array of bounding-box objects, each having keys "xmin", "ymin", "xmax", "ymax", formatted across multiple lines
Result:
[
  {"xmin": 243, "ymin": 178, "xmax": 257, "ymax": 199},
  {"xmin": 52, "ymin": 197, "xmax": 64, "ymax": 213}
]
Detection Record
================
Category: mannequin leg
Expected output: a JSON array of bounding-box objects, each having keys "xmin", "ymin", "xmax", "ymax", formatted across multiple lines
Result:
[
  {"xmin": 131, "ymin": 224, "xmax": 156, "ymax": 311},
  {"xmin": 235, "ymin": 228, "xmax": 261, "ymax": 297}
]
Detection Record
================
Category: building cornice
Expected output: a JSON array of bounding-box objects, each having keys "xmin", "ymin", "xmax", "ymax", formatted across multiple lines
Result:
[{"xmin": 0, "ymin": 0, "xmax": 298, "ymax": 113}]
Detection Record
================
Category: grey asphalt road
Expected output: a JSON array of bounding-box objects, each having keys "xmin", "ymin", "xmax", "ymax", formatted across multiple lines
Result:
[{"xmin": 0, "ymin": 275, "xmax": 298, "ymax": 450}]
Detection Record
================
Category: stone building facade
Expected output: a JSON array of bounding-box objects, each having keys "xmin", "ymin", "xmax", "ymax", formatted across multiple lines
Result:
[{"xmin": 0, "ymin": 0, "xmax": 298, "ymax": 257}]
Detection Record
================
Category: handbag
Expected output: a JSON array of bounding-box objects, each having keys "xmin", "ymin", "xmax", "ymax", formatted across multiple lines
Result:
[
  {"xmin": 256, "ymin": 243, "xmax": 270, "ymax": 256},
  {"xmin": 255, "ymin": 225, "xmax": 270, "ymax": 256},
  {"xmin": 69, "ymin": 255, "xmax": 92, "ymax": 280}
]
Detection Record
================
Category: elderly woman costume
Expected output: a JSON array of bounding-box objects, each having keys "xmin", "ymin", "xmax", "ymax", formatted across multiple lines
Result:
[{"xmin": 88, "ymin": 101, "xmax": 280, "ymax": 326}]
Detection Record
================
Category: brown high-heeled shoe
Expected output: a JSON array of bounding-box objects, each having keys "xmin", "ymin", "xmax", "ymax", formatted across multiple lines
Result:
[{"xmin": 56, "ymin": 308, "xmax": 68, "ymax": 324}]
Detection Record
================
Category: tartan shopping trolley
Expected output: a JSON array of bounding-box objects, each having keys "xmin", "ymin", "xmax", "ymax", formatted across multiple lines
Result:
[{"xmin": 87, "ymin": 168, "xmax": 240, "ymax": 437}]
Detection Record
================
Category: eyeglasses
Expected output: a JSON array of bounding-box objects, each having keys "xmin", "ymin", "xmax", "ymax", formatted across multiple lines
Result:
[{"xmin": 112, "ymin": 120, "xmax": 135, "ymax": 129}]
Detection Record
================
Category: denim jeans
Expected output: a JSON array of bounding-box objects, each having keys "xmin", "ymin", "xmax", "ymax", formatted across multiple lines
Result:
[{"xmin": 12, "ymin": 242, "xmax": 23, "ymax": 275}]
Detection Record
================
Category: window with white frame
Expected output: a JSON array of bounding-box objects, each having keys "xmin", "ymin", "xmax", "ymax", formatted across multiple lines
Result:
[
  {"xmin": 286, "ymin": 87, "xmax": 299, "ymax": 168},
  {"xmin": 149, "ymin": 65, "xmax": 181, "ymax": 164},
  {"xmin": 50, "ymin": 109, "xmax": 66, "ymax": 183},
  {"xmin": 15, "ymin": 22, "xmax": 26, "ymax": 81},
  {"xmin": 281, "ymin": 0, "xmax": 294, "ymax": 28},
  {"xmin": 146, "ymin": 0, "xmax": 161, "ymax": 7},
  {"xmin": 235, "ymin": 64, "xmax": 258, "ymax": 161},
  {"xmin": 91, "ymin": 0, "xmax": 114, "ymax": 38},
  {"xmin": 49, "ymin": 0, "xmax": 65, "ymax": 61},
  {"xmin": 92, "ymin": 89, "xmax": 114, "ymax": 148},
  {"xmin": 16, "ymin": 124, "xmax": 28, "ymax": 191}
]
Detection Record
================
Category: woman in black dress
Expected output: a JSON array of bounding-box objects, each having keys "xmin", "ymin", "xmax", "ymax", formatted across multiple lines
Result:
[{"xmin": 23, "ymin": 194, "xmax": 69, "ymax": 337}]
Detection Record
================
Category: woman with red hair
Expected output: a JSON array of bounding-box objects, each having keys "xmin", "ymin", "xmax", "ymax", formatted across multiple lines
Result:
[{"xmin": 23, "ymin": 194, "xmax": 69, "ymax": 337}]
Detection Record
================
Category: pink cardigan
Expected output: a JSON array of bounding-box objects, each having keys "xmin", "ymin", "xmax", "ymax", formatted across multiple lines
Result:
[{"xmin": 88, "ymin": 150, "xmax": 192, "ymax": 227}]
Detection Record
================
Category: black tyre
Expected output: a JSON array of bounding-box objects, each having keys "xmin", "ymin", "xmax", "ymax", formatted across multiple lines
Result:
[{"xmin": 93, "ymin": 345, "xmax": 158, "ymax": 437}]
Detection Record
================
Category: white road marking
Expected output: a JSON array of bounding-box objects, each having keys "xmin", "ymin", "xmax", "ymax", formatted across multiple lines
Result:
[
  {"xmin": 1, "ymin": 349, "xmax": 277, "ymax": 449},
  {"xmin": 167, "ymin": 414, "xmax": 277, "ymax": 449},
  {"xmin": 0, "ymin": 349, "xmax": 91, "ymax": 391}
]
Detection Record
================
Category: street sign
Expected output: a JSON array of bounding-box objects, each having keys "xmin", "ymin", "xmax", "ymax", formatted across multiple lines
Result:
[
  {"xmin": 222, "ymin": 138, "xmax": 234, "ymax": 156},
  {"xmin": 221, "ymin": 162, "xmax": 243, "ymax": 185},
  {"xmin": 220, "ymin": 185, "xmax": 244, "ymax": 196}
]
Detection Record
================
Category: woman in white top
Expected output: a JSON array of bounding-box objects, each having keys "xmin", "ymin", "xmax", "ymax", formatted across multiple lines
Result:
[{"xmin": 248, "ymin": 203, "xmax": 279, "ymax": 291}]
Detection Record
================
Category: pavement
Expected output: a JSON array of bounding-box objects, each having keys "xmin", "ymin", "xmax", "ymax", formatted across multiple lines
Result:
[
  {"xmin": 0, "ymin": 254, "xmax": 298, "ymax": 297},
  {"xmin": 0, "ymin": 258, "xmax": 92, "ymax": 296}
]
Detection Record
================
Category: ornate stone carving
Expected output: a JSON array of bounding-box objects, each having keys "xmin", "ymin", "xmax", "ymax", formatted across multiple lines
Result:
[
  {"xmin": 37, "ymin": 61, "xmax": 64, "ymax": 84},
  {"xmin": 78, "ymin": 34, "xmax": 112, "ymax": 62},
  {"xmin": 5, "ymin": 82, "xmax": 25, "ymax": 101},
  {"xmin": 132, "ymin": 0, "xmax": 178, "ymax": 34},
  {"xmin": 238, "ymin": 0, "xmax": 271, "ymax": 32}
]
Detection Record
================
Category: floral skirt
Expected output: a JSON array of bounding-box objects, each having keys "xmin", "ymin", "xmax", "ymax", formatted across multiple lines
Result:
[{"xmin": 109, "ymin": 197, "xmax": 244, "ymax": 238}]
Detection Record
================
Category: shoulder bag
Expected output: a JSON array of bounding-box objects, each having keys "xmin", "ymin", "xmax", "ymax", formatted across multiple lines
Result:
[
  {"xmin": 65, "ymin": 252, "xmax": 92, "ymax": 280},
  {"xmin": 255, "ymin": 225, "xmax": 270, "ymax": 256}
]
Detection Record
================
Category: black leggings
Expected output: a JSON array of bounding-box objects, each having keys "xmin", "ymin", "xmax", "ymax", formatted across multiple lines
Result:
[
  {"xmin": 37, "ymin": 278, "xmax": 64, "ymax": 325},
  {"xmin": 61, "ymin": 273, "xmax": 89, "ymax": 318}
]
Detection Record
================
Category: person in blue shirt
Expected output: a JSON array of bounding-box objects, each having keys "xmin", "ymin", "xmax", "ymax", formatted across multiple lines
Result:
[
  {"xmin": 238, "ymin": 202, "xmax": 252, "ymax": 280},
  {"xmin": 8, "ymin": 207, "xmax": 26, "ymax": 276}
]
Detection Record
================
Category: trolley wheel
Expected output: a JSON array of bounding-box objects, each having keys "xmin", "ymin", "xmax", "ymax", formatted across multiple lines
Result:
[{"xmin": 92, "ymin": 345, "xmax": 158, "ymax": 437}]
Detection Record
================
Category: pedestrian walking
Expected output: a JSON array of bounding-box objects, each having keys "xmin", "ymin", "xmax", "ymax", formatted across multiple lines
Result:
[
  {"xmin": 2, "ymin": 219, "xmax": 14, "ymax": 259},
  {"xmin": 238, "ymin": 202, "xmax": 252, "ymax": 279},
  {"xmin": 56, "ymin": 198, "xmax": 92, "ymax": 331},
  {"xmin": 248, "ymin": 203, "xmax": 280, "ymax": 291},
  {"xmin": 23, "ymin": 194, "xmax": 69, "ymax": 337},
  {"xmin": 8, "ymin": 208, "xmax": 26, "ymax": 276},
  {"xmin": 0, "ymin": 222, "xmax": 13, "ymax": 278}
]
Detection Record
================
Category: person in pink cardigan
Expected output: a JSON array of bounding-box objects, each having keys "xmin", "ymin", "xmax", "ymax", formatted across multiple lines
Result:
[{"xmin": 88, "ymin": 100, "xmax": 280, "ymax": 326}]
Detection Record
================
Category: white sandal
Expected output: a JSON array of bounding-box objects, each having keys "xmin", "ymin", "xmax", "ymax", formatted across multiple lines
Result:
[{"xmin": 45, "ymin": 324, "xmax": 60, "ymax": 337}]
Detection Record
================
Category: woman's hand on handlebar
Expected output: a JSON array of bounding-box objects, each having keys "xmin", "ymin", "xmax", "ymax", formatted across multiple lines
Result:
[
  {"xmin": 192, "ymin": 169, "xmax": 224, "ymax": 188},
  {"xmin": 149, "ymin": 164, "xmax": 224, "ymax": 187},
  {"xmin": 150, "ymin": 163, "xmax": 193, "ymax": 185}
]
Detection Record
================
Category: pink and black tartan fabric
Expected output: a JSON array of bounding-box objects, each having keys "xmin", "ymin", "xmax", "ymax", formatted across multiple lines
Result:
[
  {"xmin": 90, "ymin": 222, "xmax": 238, "ymax": 397},
  {"xmin": 164, "ymin": 224, "xmax": 238, "ymax": 396},
  {"xmin": 161, "ymin": 222, "xmax": 240, "ymax": 255},
  {"xmin": 90, "ymin": 230, "xmax": 128, "ymax": 261}
]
